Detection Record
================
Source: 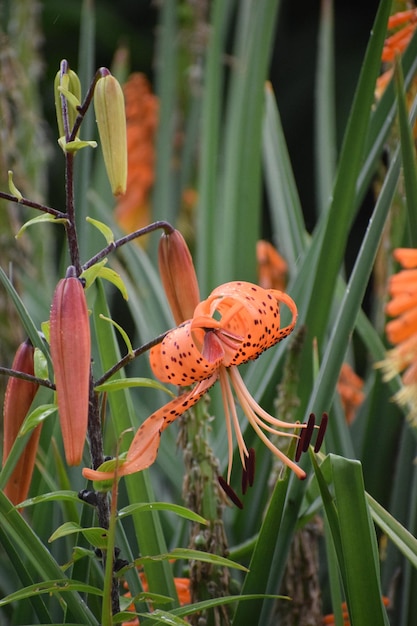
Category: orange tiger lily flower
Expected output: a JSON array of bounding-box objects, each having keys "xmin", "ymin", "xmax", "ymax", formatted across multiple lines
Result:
[{"xmin": 83, "ymin": 281, "xmax": 312, "ymax": 484}]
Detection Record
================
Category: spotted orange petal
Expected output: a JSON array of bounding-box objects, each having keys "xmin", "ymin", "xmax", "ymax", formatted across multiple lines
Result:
[
  {"xmin": 198, "ymin": 282, "xmax": 298, "ymax": 365},
  {"xmin": 149, "ymin": 322, "xmax": 223, "ymax": 386},
  {"xmin": 82, "ymin": 376, "xmax": 216, "ymax": 482}
]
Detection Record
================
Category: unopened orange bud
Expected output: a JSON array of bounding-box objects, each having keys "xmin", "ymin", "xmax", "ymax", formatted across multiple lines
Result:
[
  {"xmin": 158, "ymin": 229, "xmax": 200, "ymax": 324},
  {"xmin": 94, "ymin": 70, "xmax": 127, "ymax": 196},
  {"xmin": 49, "ymin": 267, "xmax": 91, "ymax": 465},
  {"xmin": 3, "ymin": 339, "xmax": 40, "ymax": 505}
]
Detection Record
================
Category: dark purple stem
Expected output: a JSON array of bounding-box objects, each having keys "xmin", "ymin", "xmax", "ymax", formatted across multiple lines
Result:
[
  {"xmin": 0, "ymin": 367, "xmax": 55, "ymax": 390},
  {"xmin": 82, "ymin": 220, "xmax": 175, "ymax": 272}
]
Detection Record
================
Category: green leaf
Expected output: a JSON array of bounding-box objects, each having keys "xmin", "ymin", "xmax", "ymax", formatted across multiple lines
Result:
[
  {"xmin": 0, "ymin": 267, "xmax": 52, "ymax": 366},
  {"xmin": 95, "ymin": 376, "xmax": 174, "ymax": 396},
  {"xmin": 99, "ymin": 313, "xmax": 133, "ymax": 354},
  {"xmin": 49, "ymin": 521, "xmax": 109, "ymax": 549},
  {"xmin": 232, "ymin": 459, "xmax": 291, "ymax": 626},
  {"xmin": 86, "ymin": 215, "xmax": 115, "ymax": 244},
  {"xmin": 81, "ymin": 258, "xmax": 108, "ymax": 289},
  {"xmin": 118, "ymin": 502, "xmax": 208, "ymax": 525},
  {"xmin": 138, "ymin": 609, "xmax": 190, "ymax": 626},
  {"xmin": 394, "ymin": 59, "xmax": 417, "ymax": 246},
  {"xmin": 18, "ymin": 490, "xmax": 83, "ymax": 509},
  {"xmin": 136, "ymin": 547, "xmax": 248, "ymax": 572},
  {"xmin": 15, "ymin": 213, "xmax": 68, "ymax": 238},
  {"xmin": 317, "ymin": 455, "xmax": 389, "ymax": 626},
  {"xmin": 0, "ymin": 579, "xmax": 103, "ymax": 607},
  {"xmin": 33, "ymin": 347, "xmax": 49, "ymax": 380},
  {"xmin": 367, "ymin": 493, "xmax": 417, "ymax": 569},
  {"xmin": 96, "ymin": 266, "xmax": 129, "ymax": 300},
  {"xmin": 0, "ymin": 491, "xmax": 99, "ymax": 624},
  {"xmin": 20, "ymin": 403, "xmax": 57, "ymax": 436}
]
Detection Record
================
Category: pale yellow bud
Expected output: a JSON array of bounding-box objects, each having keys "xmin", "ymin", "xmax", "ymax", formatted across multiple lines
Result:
[
  {"xmin": 94, "ymin": 72, "xmax": 127, "ymax": 196},
  {"xmin": 54, "ymin": 68, "xmax": 81, "ymax": 139}
]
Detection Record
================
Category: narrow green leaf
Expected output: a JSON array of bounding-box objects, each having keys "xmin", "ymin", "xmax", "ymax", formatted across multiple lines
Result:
[
  {"xmin": 138, "ymin": 609, "xmax": 190, "ymax": 626},
  {"xmin": 33, "ymin": 347, "xmax": 49, "ymax": 380},
  {"xmin": 95, "ymin": 377, "xmax": 174, "ymax": 395},
  {"xmin": 118, "ymin": 502, "xmax": 208, "ymax": 525},
  {"xmin": 49, "ymin": 521, "xmax": 109, "ymax": 549},
  {"xmin": 86, "ymin": 215, "xmax": 115, "ymax": 244},
  {"xmin": 0, "ymin": 267, "xmax": 51, "ymax": 365},
  {"xmin": 231, "ymin": 468, "xmax": 290, "ymax": 626},
  {"xmin": 0, "ymin": 579, "xmax": 103, "ymax": 607},
  {"xmin": 136, "ymin": 548, "xmax": 248, "ymax": 572},
  {"xmin": 18, "ymin": 490, "xmax": 81, "ymax": 509},
  {"xmin": 81, "ymin": 258, "xmax": 108, "ymax": 289},
  {"xmin": 394, "ymin": 59, "xmax": 417, "ymax": 246},
  {"xmin": 174, "ymin": 595, "xmax": 288, "ymax": 620},
  {"xmin": 0, "ymin": 491, "xmax": 99, "ymax": 624},
  {"xmin": 331, "ymin": 455, "xmax": 389, "ymax": 626},
  {"xmin": 262, "ymin": 83, "xmax": 307, "ymax": 267},
  {"xmin": 99, "ymin": 313, "xmax": 133, "ymax": 354},
  {"xmin": 315, "ymin": 0, "xmax": 336, "ymax": 215},
  {"xmin": 20, "ymin": 403, "xmax": 57, "ymax": 435},
  {"xmin": 96, "ymin": 266, "xmax": 129, "ymax": 300},
  {"xmin": 15, "ymin": 213, "xmax": 68, "ymax": 238},
  {"xmin": 296, "ymin": 0, "xmax": 391, "ymax": 397},
  {"xmin": 367, "ymin": 493, "xmax": 417, "ymax": 569}
]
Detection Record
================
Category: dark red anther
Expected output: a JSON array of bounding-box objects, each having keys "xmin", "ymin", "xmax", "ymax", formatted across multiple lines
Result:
[
  {"xmin": 241, "ymin": 467, "xmax": 248, "ymax": 495},
  {"xmin": 295, "ymin": 429, "xmax": 306, "ymax": 462},
  {"xmin": 247, "ymin": 447, "xmax": 255, "ymax": 487},
  {"xmin": 242, "ymin": 448, "xmax": 256, "ymax": 494},
  {"xmin": 314, "ymin": 412, "xmax": 328, "ymax": 452},
  {"xmin": 218, "ymin": 476, "xmax": 243, "ymax": 509},
  {"xmin": 303, "ymin": 413, "xmax": 316, "ymax": 452}
]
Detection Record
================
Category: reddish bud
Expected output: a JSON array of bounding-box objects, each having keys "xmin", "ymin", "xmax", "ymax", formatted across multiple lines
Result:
[
  {"xmin": 158, "ymin": 229, "xmax": 200, "ymax": 324},
  {"xmin": 49, "ymin": 270, "xmax": 91, "ymax": 465},
  {"xmin": 3, "ymin": 339, "xmax": 40, "ymax": 505}
]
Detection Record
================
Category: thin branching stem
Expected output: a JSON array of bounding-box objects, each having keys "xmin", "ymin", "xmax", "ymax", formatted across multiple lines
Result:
[
  {"xmin": 0, "ymin": 191, "xmax": 67, "ymax": 218},
  {"xmin": 95, "ymin": 330, "xmax": 171, "ymax": 387},
  {"xmin": 0, "ymin": 367, "xmax": 55, "ymax": 390},
  {"xmin": 82, "ymin": 220, "xmax": 175, "ymax": 271}
]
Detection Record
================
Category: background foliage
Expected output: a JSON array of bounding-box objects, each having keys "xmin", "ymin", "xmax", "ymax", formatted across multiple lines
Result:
[{"xmin": 1, "ymin": 0, "xmax": 417, "ymax": 625}]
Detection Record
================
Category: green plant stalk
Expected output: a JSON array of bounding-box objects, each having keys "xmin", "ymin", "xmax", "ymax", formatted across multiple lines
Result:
[
  {"xmin": 179, "ymin": 398, "xmax": 231, "ymax": 626},
  {"xmin": 92, "ymin": 279, "xmax": 178, "ymax": 608}
]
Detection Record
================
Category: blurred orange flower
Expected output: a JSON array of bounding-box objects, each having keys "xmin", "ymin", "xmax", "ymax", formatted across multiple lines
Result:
[
  {"xmin": 376, "ymin": 8, "xmax": 417, "ymax": 98},
  {"xmin": 122, "ymin": 572, "xmax": 191, "ymax": 625},
  {"xmin": 337, "ymin": 363, "xmax": 365, "ymax": 424},
  {"xmin": 115, "ymin": 73, "xmax": 158, "ymax": 235},
  {"xmin": 322, "ymin": 596, "xmax": 389, "ymax": 625},
  {"xmin": 377, "ymin": 248, "xmax": 417, "ymax": 422},
  {"xmin": 256, "ymin": 240, "xmax": 288, "ymax": 291}
]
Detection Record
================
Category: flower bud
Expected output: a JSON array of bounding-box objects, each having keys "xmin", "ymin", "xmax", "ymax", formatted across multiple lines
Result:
[
  {"xmin": 158, "ymin": 229, "xmax": 200, "ymax": 324},
  {"xmin": 3, "ymin": 339, "xmax": 40, "ymax": 506},
  {"xmin": 49, "ymin": 268, "xmax": 91, "ymax": 466},
  {"xmin": 54, "ymin": 67, "xmax": 82, "ymax": 139},
  {"xmin": 94, "ymin": 71, "xmax": 127, "ymax": 196}
]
